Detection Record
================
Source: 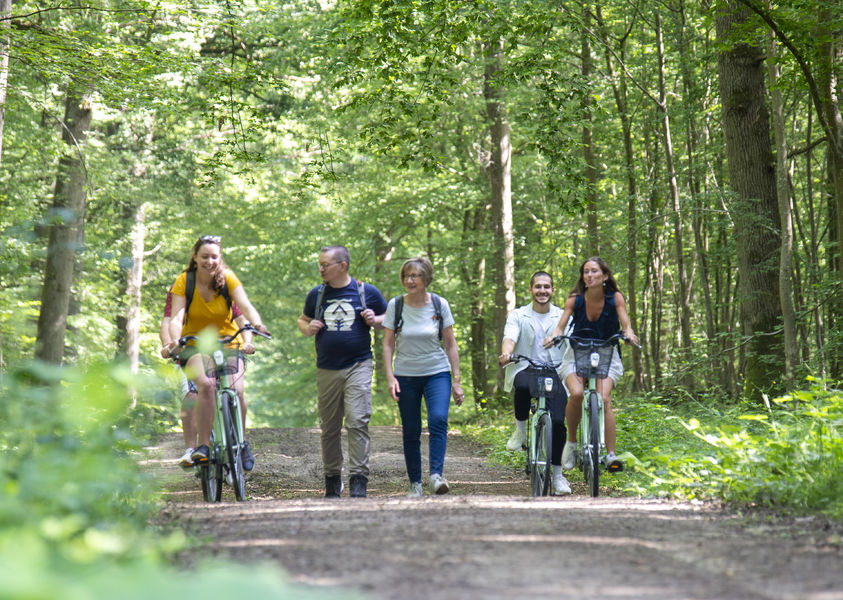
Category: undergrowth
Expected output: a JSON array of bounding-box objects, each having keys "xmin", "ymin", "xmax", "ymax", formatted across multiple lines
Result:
[
  {"xmin": 459, "ymin": 380, "xmax": 843, "ymax": 520},
  {"xmin": 0, "ymin": 360, "xmax": 364, "ymax": 600}
]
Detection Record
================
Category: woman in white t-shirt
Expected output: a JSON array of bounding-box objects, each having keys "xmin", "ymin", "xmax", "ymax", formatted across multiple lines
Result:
[{"xmin": 383, "ymin": 257, "xmax": 464, "ymax": 497}]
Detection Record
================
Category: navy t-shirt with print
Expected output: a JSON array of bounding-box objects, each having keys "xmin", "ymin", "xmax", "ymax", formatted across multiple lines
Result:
[{"xmin": 303, "ymin": 278, "xmax": 387, "ymax": 370}]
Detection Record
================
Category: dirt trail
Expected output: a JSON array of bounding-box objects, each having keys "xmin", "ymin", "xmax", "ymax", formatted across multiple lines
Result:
[{"xmin": 149, "ymin": 427, "xmax": 843, "ymax": 600}]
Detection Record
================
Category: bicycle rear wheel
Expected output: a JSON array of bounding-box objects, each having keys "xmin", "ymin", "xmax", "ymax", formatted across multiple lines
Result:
[
  {"xmin": 530, "ymin": 413, "xmax": 552, "ymax": 497},
  {"xmin": 221, "ymin": 391, "xmax": 246, "ymax": 501},
  {"xmin": 585, "ymin": 392, "xmax": 601, "ymax": 497}
]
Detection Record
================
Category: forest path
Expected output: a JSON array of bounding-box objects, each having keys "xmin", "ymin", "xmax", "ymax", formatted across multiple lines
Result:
[{"xmin": 148, "ymin": 427, "xmax": 843, "ymax": 600}]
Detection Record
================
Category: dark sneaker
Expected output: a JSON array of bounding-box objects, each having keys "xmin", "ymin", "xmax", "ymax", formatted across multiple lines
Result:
[
  {"xmin": 325, "ymin": 475, "xmax": 343, "ymax": 498},
  {"xmin": 241, "ymin": 441, "xmax": 255, "ymax": 472},
  {"xmin": 349, "ymin": 474, "xmax": 368, "ymax": 498},
  {"xmin": 191, "ymin": 445, "xmax": 210, "ymax": 463},
  {"xmin": 606, "ymin": 451, "xmax": 624, "ymax": 473}
]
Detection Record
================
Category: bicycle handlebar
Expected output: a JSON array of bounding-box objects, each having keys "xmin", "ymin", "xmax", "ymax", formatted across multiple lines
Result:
[
  {"xmin": 503, "ymin": 354, "xmax": 561, "ymax": 370},
  {"xmin": 550, "ymin": 332, "xmax": 642, "ymax": 350},
  {"xmin": 174, "ymin": 323, "xmax": 272, "ymax": 353}
]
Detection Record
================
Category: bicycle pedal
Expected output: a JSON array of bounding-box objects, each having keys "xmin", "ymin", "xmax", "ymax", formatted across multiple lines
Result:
[{"xmin": 607, "ymin": 463, "xmax": 624, "ymax": 473}]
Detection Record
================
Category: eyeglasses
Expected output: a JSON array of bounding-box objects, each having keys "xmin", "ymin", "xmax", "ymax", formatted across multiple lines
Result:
[
  {"xmin": 403, "ymin": 273, "xmax": 422, "ymax": 281},
  {"xmin": 318, "ymin": 261, "xmax": 343, "ymax": 270},
  {"xmin": 199, "ymin": 235, "xmax": 221, "ymax": 244}
]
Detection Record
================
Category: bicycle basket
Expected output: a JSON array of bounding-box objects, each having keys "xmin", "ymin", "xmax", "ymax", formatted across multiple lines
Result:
[
  {"xmin": 526, "ymin": 368, "xmax": 559, "ymax": 397},
  {"xmin": 204, "ymin": 353, "xmax": 241, "ymax": 377},
  {"xmin": 572, "ymin": 342, "xmax": 614, "ymax": 379}
]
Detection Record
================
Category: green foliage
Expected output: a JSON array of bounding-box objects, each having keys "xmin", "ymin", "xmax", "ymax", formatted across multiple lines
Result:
[
  {"xmin": 619, "ymin": 382, "xmax": 843, "ymax": 519},
  {"xmin": 0, "ymin": 361, "xmax": 365, "ymax": 599}
]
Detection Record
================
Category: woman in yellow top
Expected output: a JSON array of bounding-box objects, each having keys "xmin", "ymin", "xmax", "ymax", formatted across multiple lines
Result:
[{"xmin": 168, "ymin": 235, "xmax": 269, "ymax": 470}]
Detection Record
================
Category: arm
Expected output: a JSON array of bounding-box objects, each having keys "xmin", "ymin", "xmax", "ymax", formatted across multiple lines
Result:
[
  {"xmin": 544, "ymin": 295, "xmax": 575, "ymax": 346},
  {"xmin": 614, "ymin": 291, "xmax": 639, "ymax": 345},
  {"xmin": 297, "ymin": 313, "xmax": 325, "ymax": 337},
  {"xmin": 169, "ymin": 294, "xmax": 187, "ymax": 343},
  {"xmin": 382, "ymin": 328, "xmax": 400, "ymax": 401},
  {"xmin": 160, "ymin": 315, "xmax": 174, "ymax": 358},
  {"xmin": 499, "ymin": 338, "xmax": 516, "ymax": 366},
  {"xmin": 442, "ymin": 326, "xmax": 464, "ymax": 406},
  {"xmin": 230, "ymin": 285, "xmax": 269, "ymax": 336},
  {"xmin": 361, "ymin": 310, "xmax": 385, "ymax": 330}
]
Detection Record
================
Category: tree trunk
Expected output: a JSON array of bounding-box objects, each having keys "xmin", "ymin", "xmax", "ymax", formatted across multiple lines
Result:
[
  {"xmin": 124, "ymin": 202, "xmax": 146, "ymax": 407},
  {"xmin": 766, "ymin": 32, "xmax": 799, "ymax": 389},
  {"xmin": 0, "ymin": 0, "xmax": 10, "ymax": 167},
  {"xmin": 716, "ymin": 2, "xmax": 783, "ymax": 400},
  {"xmin": 460, "ymin": 206, "xmax": 489, "ymax": 408},
  {"xmin": 35, "ymin": 89, "xmax": 92, "ymax": 364},
  {"xmin": 484, "ymin": 38, "xmax": 515, "ymax": 394},
  {"xmin": 582, "ymin": 9, "xmax": 599, "ymax": 256},
  {"xmin": 656, "ymin": 12, "xmax": 694, "ymax": 389},
  {"xmin": 815, "ymin": 14, "xmax": 843, "ymax": 379}
]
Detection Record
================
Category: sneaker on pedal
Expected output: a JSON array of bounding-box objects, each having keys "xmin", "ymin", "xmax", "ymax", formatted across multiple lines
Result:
[
  {"xmin": 191, "ymin": 445, "xmax": 210, "ymax": 463},
  {"xmin": 241, "ymin": 440, "xmax": 255, "ymax": 472},
  {"xmin": 552, "ymin": 469, "xmax": 572, "ymax": 495},
  {"xmin": 178, "ymin": 447, "xmax": 195, "ymax": 468},
  {"xmin": 407, "ymin": 482, "xmax": 423, "ymax": 498},
  {"xmin": 506, "ymin": 428, "xmax": 527, "ymax": 451},
  {"xmin": 429, "ymin": 473, "xmax": 450, "ymax": 495},
  {"xmin": 606, "ymin": 451, "xmax": 624, "ymax": 472},
  {"xmin": 561, "ymin": 441, "xmax": 576, "ymax": 470}
]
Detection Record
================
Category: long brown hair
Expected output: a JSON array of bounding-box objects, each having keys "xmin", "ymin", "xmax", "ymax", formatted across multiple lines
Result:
[
  {"xmin": 186, "ymin": 236, "xmax": 228, "ymax": 293},
  {"xmin": 569, "ymin": 256, "xmax": 620, "ymax": 296}
]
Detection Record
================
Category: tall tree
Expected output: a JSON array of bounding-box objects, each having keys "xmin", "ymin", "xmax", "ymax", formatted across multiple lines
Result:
[
  {"xmin": 484, "ymin": 38, "xmax": 515, "ymax": 392},
  {"xmin": 0, "ymin": 0, "xmax": 9, "ymax": 167},
  {"xmin": 36, "ymin": 88, "xmax": 92, "ymax": 364},
  {"xmin": 716, "ymin": 1, "xmax": 783, "ymax": 399}
]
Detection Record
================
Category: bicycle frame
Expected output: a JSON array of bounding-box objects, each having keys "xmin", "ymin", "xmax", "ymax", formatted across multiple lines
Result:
[{"xmin": 508, "ymin": 354, "xmax": 559, "ymax": 497}]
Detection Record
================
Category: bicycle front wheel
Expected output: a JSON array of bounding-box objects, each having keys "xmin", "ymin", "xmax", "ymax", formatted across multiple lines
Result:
[
  {"xmin": 221, "ymin": 391, "xmax": 246, "ymax": 501},
  {"xmin": 530, "ymin": 413, "xmax": 552, "ymax": 497},
  {"xmin": 586, "ymin": 392, "xmax": 601, "ymax": 497},
  {"xmin": 199, "ymin": 463, "xmax": 217, "ymax": 502}
]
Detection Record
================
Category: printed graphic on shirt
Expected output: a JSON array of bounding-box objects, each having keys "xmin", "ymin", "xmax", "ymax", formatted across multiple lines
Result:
[{"xmin": 324, "ymin": 299, "xmax": 356, "ymax": 332}]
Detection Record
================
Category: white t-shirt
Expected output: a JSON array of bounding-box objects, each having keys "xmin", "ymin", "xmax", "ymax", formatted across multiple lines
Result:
[{"xmin": 383, "ymin": 294, "xmax": 455, "ymax": 377}]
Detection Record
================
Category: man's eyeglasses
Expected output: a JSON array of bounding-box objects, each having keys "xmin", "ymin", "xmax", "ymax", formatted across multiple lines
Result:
[
  {"xmin": 199, "ymin": 235, "xmax": 221, "ymax": 244},
  {"xmin": 319, "ymin": 261, "xmax": 342, "ymax": 270}
]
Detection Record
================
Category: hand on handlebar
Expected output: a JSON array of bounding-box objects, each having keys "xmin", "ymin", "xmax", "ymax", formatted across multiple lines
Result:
[
  {"xmin": 542, "ymin": 335, "xmax": 563, "ymax": 349},
  {"xmin": 498, "ymin": 353, "xmax": 512, "ymax": 366}
]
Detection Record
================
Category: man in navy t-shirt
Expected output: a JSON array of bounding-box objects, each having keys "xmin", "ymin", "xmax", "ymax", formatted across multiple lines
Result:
[{"xmin": 298, "ymin": 245, "xmax": 387, "ymax": 498}]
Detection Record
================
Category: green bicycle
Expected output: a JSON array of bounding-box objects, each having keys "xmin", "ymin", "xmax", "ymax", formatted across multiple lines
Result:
[
  {"xmin": 174, "ymin": 323, "xmax": 270, "ymax": 502},
  {"xmin": 505, "ymin": 354, "xmax": 561, "ymax": 497},
  {"xmin": 552, "ymin": 332, "xmax": 637, "ymax": 497}
]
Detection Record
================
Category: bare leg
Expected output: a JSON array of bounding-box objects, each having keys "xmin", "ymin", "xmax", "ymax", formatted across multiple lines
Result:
[
  {"xmin": 187, "ymin": 354, "xmax": 215, "ymax": 447},
  {"xmin": 598, "ymin": 378, "xmax": 617, "ymax": 453},
  {"xmin": 181, "ymin": 392, "xmax": 197, "ymax": 448},
  {"xmin": 565, "ymin": 373, "xmax": 584, "ymax": 443}
]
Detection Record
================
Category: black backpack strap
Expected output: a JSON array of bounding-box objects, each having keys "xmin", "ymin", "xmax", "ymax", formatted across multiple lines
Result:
[
  {"xmin": 430, "ymin": 293, "xmax": 443, "ymax": 341},
  {"xmin": 184, "ymin": 270, "xmax": 195, "ymax": 325},
  {"xmin": 357, "ymin": 279, "xmax": 367, "ymax": 311},
  {"xmin": 313, "ymin": 284, "xmax": 326, "ymax": 321},
  {"xmin": 393, "ymin": 295, "xmax": 404, "ymax": 334}
]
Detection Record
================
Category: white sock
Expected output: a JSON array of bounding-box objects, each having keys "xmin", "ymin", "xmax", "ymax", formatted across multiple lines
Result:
[{"xmin": 516, "ymin": 419, "xmax": 527, "ymax": 434}]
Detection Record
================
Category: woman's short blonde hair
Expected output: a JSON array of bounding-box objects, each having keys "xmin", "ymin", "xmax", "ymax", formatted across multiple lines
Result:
[{"xmin": 399, "ymin": 257, "xmax": 434, "ymax": 286}]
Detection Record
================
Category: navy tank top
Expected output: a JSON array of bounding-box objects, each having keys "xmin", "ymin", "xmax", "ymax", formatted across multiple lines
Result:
[{"xmin": 571, "ymin": 293, "xmax": 620, "ymax": 344}]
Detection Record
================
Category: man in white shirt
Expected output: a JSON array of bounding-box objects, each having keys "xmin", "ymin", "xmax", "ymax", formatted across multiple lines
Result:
[{"xmin": 498, "ymin": 271, "xmax": 571, "ymax": 495}]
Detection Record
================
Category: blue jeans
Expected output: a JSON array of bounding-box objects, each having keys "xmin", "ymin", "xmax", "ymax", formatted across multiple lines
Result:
[{"xmin": 396, "ymin": 371, "xmax": 452, "ymax": 483}]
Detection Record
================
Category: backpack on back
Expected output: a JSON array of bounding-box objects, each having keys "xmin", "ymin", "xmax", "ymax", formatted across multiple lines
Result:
[{"xmin": 393, "ymin": 293, "xmax": 443, "ymax": 340}]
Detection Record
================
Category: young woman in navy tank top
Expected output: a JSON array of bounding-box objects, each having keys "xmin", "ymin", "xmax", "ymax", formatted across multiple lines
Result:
[{"xmin": 544, "ymin": 257, "xmax": 639, "ymax": 470}]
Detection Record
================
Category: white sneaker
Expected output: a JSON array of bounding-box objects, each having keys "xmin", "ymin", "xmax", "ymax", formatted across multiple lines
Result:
[
  {"xmin": 561, "ymin": 441, "xmax": 576, "ymax": 470},
  {"xmin": 407, "ymin": 482, "xmax": 423, "ymax": 498},
  {"xmin": 552, "ymin": 470, "xmax": 572, "ymax": 495},
  {"xmin": 178, "ymin": 447, "xmax": 195, "ymax": 468},
  {"xmin": 429, "ymin": 473, "xmax": 450, "ymax": 495},
  {"xmin": 506, "ymin": 428, "xmax": 527, "ymax": 451}
]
